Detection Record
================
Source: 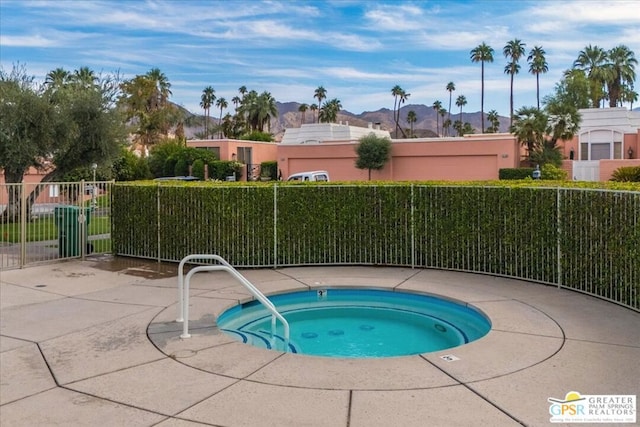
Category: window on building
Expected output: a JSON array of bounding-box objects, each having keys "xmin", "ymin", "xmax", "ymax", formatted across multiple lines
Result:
[
  {"xmin": 237, "ymin": 147, "xmax": 252, "ymax": 164},
  {"xmin": 579, "ymin": 130, "xmax": 623, "ymax": 160}
]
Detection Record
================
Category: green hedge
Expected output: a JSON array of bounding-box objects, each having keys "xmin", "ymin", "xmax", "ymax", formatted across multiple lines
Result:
[
  {"xmin": 499, "ymin": 168, "xmax": 535, "ymax": 180},
  {"xmin": 112, "ymin": 182, "xmax": 640, "ymax": 310}
]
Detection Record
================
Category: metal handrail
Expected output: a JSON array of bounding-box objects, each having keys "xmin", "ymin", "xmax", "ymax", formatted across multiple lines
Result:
[{"xmin": 177, "ymin": 254, "xmax": 290, "ymax": 351}]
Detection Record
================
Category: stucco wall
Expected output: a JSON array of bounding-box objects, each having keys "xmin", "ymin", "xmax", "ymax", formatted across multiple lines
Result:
[{"xmin": 277, "ymin": 135, "xmax": 520, "ymax": 181}]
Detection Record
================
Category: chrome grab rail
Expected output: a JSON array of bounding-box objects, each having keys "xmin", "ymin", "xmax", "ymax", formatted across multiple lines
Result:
[{"xmin": 177, "ymin": 254, "xmax": 290, "ymax": 351}]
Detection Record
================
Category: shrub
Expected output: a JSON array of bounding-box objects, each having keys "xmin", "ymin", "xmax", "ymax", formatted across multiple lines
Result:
[
  {"xmin": 499, "ymin": 168, "xmax": 534, "ymax": 180},
  {"xmin": 260, "ymin": 161, "xmax": 278, "ymax": 180},
  {"xmin": 611, "ymin": 166, "xmax": 640, "ymax": 182},
  {"xmin": 240, "ymin": 131, "xmax": 274, "ymax": 142},
  {"xmin": 541, "ymin": 164, "xmax": 567, "ymax": 180}
]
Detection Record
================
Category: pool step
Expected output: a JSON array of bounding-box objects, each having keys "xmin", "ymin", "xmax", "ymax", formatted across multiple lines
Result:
[{"xmin": 222, "ymin": 329, "xmax": 297, "ymax": 353}]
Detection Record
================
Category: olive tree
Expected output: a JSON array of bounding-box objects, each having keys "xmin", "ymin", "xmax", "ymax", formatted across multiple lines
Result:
[
  {"xmin": 0, "ymin": 64, "xmax": 125, "ymax": 220},
  {"xmin": 355, "ymin": 133, "xmax": 392, "ymax": 180}
]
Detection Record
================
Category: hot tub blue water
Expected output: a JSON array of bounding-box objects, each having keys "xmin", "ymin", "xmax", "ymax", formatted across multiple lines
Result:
[{"xmin": 217, "ymin": 289, "xmax": 491, "ymax": 358}]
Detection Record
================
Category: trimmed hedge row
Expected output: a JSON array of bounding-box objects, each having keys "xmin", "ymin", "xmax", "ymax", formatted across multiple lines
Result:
[{"xmin": 112, "ymin": 182, "xmax": 640, "ymax": 310}]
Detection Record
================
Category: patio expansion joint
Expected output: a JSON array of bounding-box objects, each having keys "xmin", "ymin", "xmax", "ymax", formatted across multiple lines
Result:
[
  {"xmin": 418, "ymin": 353, "xmax": 528, "ymax": 426},
  {"xmin": 267, "ymin": 270, "xmax": 315, "ymax": 290}
]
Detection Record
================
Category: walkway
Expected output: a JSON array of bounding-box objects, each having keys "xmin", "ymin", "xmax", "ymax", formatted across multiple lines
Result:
[{"xmin": 1, "ymin": 257, "xmax": 638, "ymax": 426}]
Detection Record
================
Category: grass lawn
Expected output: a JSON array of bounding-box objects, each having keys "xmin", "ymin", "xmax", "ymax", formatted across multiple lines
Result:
[{"xmin": 1, "ymin": 215, "xmax": 111, "ymax": 243}]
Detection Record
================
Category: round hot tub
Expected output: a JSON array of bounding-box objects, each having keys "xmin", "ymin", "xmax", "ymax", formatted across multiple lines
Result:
[{"xmin": 217, "ymin": 288, "xmax": 491, "ymax": 358}]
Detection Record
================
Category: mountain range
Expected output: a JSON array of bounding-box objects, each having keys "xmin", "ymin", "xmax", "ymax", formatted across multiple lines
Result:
[{"xmin": 180, "ymin": 102, "xmax": 511, "ymax": 141}]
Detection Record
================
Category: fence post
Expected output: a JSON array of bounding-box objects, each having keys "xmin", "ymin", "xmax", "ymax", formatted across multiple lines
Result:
[
  {"xmin": 556, "ymin": 188, "xmax": 562, "ymax": 289},
  {"xmin": 157, "ymin": 183, "xmax": 161, "ymax": 263},
  {"xmin": 273, "ymin": 184, "xmax": 278, "ymax": 269},
  {"xmin": 20, "ymin": 182, "xmax": 27, "ymax": 268}
]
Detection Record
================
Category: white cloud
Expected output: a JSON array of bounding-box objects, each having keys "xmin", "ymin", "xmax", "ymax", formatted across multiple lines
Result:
[{"xmin": 0, "ymin": 34, "xmax": 57, "ymax": 47}]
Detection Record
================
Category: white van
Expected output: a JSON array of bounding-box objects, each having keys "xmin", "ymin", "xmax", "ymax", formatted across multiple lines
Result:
[{"xmin": 287, "ymin": 170, "xmax": 330, "ymax": 182}]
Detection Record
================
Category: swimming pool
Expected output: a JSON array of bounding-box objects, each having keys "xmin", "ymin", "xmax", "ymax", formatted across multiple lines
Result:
[{"xmin": 217, "ymin": 289, "xmax": 491, "ymax": 358}]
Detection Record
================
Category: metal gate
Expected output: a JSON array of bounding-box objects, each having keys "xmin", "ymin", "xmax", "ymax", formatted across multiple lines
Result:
[
  {"xmin": 571, "ymin": 160, "xmax": 600, "ymax": 181},
  {"xmin": 0, "ymin": 181, "xmax": 113, "ymax": 270}
]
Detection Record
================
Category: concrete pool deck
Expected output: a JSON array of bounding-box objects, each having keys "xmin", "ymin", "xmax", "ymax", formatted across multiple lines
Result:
[{"xmin": 1, "ymin": 257, "xmax": 638, "ymax": 426}]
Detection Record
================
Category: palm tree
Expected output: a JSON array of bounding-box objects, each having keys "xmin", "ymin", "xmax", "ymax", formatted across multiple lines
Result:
[
  {"xmin": 298, "ymin": 103, "xmax": 309, "ymax": 124},
  {"xmin": 439, "ymin": 107, "xmax": 447, "ymax": 136},
  {"xmin": 231, "ymin": 95, "xmax": 241, "ymax": 110},
  {"xmin": 486, "ymin": 110, "xmax": 500, "ymax": 133},
  {"xmin": 406, "ymin": 110, "xmax": 417, "ymax": 137},
  {"xmin": 443, "ymin": 118, "xmax": 452, "ymax": 137},
  {"xmin": 314, "ymin": 86, "xmax": 327, "ymax": 123},
  {"xmin": 200, "ymin": 86, "xmax": 215, "ymax": 138},
  {"xmin": 319, "ymin": 98, "xmax": 342, "ymax": 123},
  {"xmin": 45, "ymin": 67, "xmax": 70, "ymax": 90},
  {"xmin": 72, "ymin": 66, "xmax": 97, "ymax": 89},
  {"xmin": 446, "ymin": 82, "xmax": 455, "ymax": 131},
  {"xmin": 605, "ymin": 45, "xmax": 637, "ymax": 107},
  {"xmin": 470, "ymin": 42, "xmax": 494, "ymax": 133},
  {"xmin": 391, "ymin": 85, "xmax": 402, "ymax": 136},
  {"xmin": 622, "ymin": 83, "xmax": 638, "ymax": 110},
  {"xmin": 309, "ymin": 104, "xmax": 318, "ymax": 123},
  {"xmin": 397, "ymin": 89, "xmax": 410, "ymax": 138},
  {"xmin": 216, "ymin": 97, "xmax": 228, "ymax": 138},
  {"xmin": 510, "ymin": 106, "xmax": 547, "ymax": 159},
  {"xmin": 504, "ymin": 39, "xmax": 526, "ymax": 126},
  {"xmin": 145, "ymin": 68, "xmax": 172, "ymax": 109},
  {"xmin": 455, "ymin": 95, "xmax": 467, "ymax": 131},
  {"xmin": 528, "ymin": 46, "xmax": 548, "ymax": 110},
  {"xmin": 238, "ymin": 86, "xmax": 247, "ymax": 97},
  {"xmin": 573, "ymin": 45, "xmax": 609, "ymax": 107},
  {"xmin": 432, "ymin": 100, "xmax": 442, "ymax": 136}
]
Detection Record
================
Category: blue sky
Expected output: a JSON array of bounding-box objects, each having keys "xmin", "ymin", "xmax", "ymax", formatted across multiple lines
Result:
[{"xmin": 1, "ymin": 0, "xmax": 639, "ymax": 118}]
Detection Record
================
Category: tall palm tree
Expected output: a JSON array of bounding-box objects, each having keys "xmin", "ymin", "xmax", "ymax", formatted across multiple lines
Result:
[
  {"xmin": 314, "ymin": 86, "xmax": 327, "ymax": 123},
  {"xmin": 503, "ymin": 39, "xmax": 526, "ymax": 126},
  {"xmin": 456, "ymin": 95, "xmax": 467, "ymax": 129},
  {"xmin": 200, "ymin": 86, "xmax": 215, "ymax": 138},
  {"xmin": 486, "ymin": 110, "xmax": 500, "ymax": 133},
  {"xmin": 391, "ymin": 85, "xmax": 402, "ymax": 136},
  {"xmin": 573, "ymin": 45, "xmax": 608, "ymax": 108},
  {"xmin": 605, "ymin": 45, "xmax": 637, "ymax": 107},
  {"xmin": 622, "ymin": 84, "xmax": 638, "ymax": 110},
  {"xmin": 257, "ymin": 91, "xmax": 278, "ymax": 132},
  {"xmin": 145, "ymin": 68, "xmax": 171, "ymax": 109},
  {"xmin": 298, "ymin": 103, "xmax": 309, "ymax": 124},
  {"xmin": 216, "ymin": 97, "xmax": 228, "ymax": 138},
  {"xmin": 527, "ymin": 46, "xmax": 548, "ymax": 110},
  {"xmin": 439, "ymin": 107, "xmax": 447, "ymax": 136},
  {"xmin": 470, "ymin": 42, "xmax": 494, "ymax": 133},
  {"xmin": 432, "ymin": 100, "xmax": 442, "ymax": 136},
  {"xmin": 231, "ymin": 95, "xmax": 241, "ymax": 110},
  {"xmin": 238, "ymin": 86, "xmax": 247, "ymax": 97},
  {"xmin": 446, "ymin": 81, "xmax": 455, "ymax": 134},
  {"xmin": 396, "ymin": 89, "xmax": 410, "ymax": 138},
  {"xmin": 406, "ymin": 110, "xmax": 417, "ymax": 137},
  {"xmin": 443, "ymin": 118, "xmax": 452, "ymax": 137},
  {"xmin": 309, "ymin": 104, "xmax": 318, "ymax": 123}
]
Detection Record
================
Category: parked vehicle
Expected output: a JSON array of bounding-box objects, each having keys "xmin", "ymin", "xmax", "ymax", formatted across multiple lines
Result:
[{"xmin": 286, "ymin": 171, "xmax": 330, "ymax": 182}]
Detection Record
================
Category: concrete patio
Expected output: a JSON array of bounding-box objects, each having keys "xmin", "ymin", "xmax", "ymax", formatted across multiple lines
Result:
[{"xmin": 1, "ymin": 256, "xmax": 638, "ymax": 426}]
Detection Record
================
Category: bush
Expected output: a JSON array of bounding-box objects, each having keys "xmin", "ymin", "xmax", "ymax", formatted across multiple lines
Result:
[
  {"xmin": 208, "ymin": 160, "xmax": 244, "ymax": 180},
  {"xmin": 260, "ymin": 161, "xmax": 278, "ymax": 180},
  {"xmin": 240, "ymin": 131, "xmax": 274, "ymax": 142},
  {"xmin": 499, "ymin": 168, "xmax": 534, "ymax": 180},
  {"xmin": 611, "ymin": 166, "xmax": 640, "ymax": 182},
  {"xmin": 541, "ymin": 164, "xmax": 567, "ymax": 180}
]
